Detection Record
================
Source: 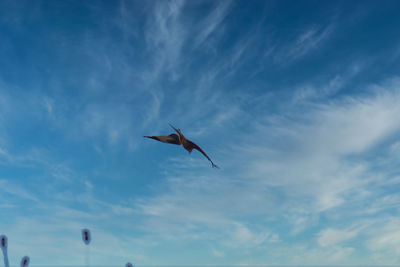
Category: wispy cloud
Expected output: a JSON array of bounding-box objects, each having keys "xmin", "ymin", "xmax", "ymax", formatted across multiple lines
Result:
[
  {"xmin": 194, "ymin": 1, "xmax": 231, "ymax": 48},
  {"xmin": 292, "ymin": 75, "xmax": 345, "ymax": 102},
  {"xmin": 0, "ymin": 179, "xmax": 40, "ymax": 203},
  {"xmin": 134, "ymin": 77, "xmax": 400, "ymax": 262},
  {"xmin": 292, "ymin": 61, "xmax": 367, "ymax": 103},
  {"xmin": 78, "ymin": 102, "xmax": 138, "ymax": 148},
  {"xmin": 365, "ymin": 217, "xmax": 400, "ymax": 264},
  {"xmin": 145, "ymin": 0, "xmax": 186, "ymax": 80},
  {"xmin": 243, "ymin": 80, "xmax": 400, "ymax": 215},
  {"xmin": 318, "ymin": 227, "xmax": 360, "ymax": 247},
  {"xmin": 272, "ymin": 23, "xmax": 334, "ymax": 66}
]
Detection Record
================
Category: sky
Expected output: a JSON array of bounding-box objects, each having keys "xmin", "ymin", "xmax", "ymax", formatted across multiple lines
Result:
[{"xmin": 1, "ymin": 0, "xmax": 400, "ymax": 266}]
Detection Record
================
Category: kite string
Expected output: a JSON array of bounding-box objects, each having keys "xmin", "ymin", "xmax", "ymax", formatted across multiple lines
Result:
[
  {"xmin": 85, "ymin": 246, "xmax": 90, "ymax": 267},
  {"xmin": 2, "ymin": 248, "xmax": 9, "ymax": 267}
]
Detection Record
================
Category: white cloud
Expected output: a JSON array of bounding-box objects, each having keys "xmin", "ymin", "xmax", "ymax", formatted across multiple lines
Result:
[
  {"xmin": 211, "ymin": 248, "xmax": 224, "ymax": 258},
  {"xmin": 0, "ymin": 179, "xmax": 40, "ymax": 202},
  {"xmin": 76, "ymin": 102, "xmax": 139, "ymax": 149},
  {"xmin": 366, "ymin": 218, "xmax": 400, "ymax": 254},
  {"xmin": 42, "ymin": 96, "xmax": 54, "ymax": 119},
  {"xmin": 287, "ymin": 245, "xmax": 356, "ymax": 265},
  {"xmin": 272, "ymin": 24, "xmax": 334, "ymax": 65},
  {"xmin": 389, "ymin": 140, "xmax": 400, "ymax": 160},
  {"xmin": 134, "ymin": 77, "xmax": 400, "ymax": 249},
  {"xmin": 362, "ymin": 193, "xmax": 400, "ymax": 214},
  {"xmin": 230, "ymin": 223, "xmax": 270, "ymax": 247},
  {"xmin": 244, "ymin": 79, "xmax": 400, "ymax": 215},
  {"xmin": 0, "ymin": 146, "xmax": 10, "ymax": 162},
  {"xmin": 194, "ymin": 1, "xmax": 231, "ymax": 47},
  {"xmin": 318, "ymin": 228, "xmax": 359, "ymax": 247},
  {"xmin": 293, "ymin": 75, "xmax": 345, "ymax": 102},
  {"xmin": 145, "ymin": 0, "xmax": 186, "ymax": 80}
]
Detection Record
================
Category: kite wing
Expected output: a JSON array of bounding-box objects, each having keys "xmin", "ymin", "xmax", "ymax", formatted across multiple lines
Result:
[
  {"xmin": 144, "ymin": 134, "xmax": 181, "ymax": 145},
  {"xmin": 187, "ymin": 140, "xmax": 219, "ymax": 168}
]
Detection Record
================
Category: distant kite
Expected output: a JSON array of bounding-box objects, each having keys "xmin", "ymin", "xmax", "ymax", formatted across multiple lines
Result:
[
  {"xmin": 1, "ymin": 235, "xmax": 9, "ymax": 267},
  {"xmin": 81, "ymin": 229, "xmax": 91, "ymax": 267},
  {"xmin": 20, "ymin": 256, "xmax": 30, "ymax": 267},
  {"xmin": 0, "ymin": 235, "xmax": 6, "ymax": 250},
  {"xmin": 144, "ymin": 124, "xmax": 219, "ymax": 168},
  {"xmin": 81, "ymin": 228, "xmax": 91, "ymax": 245}
]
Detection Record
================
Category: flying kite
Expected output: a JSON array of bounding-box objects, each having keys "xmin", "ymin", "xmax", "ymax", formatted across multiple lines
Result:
[
  {"xmin": 20, "ymin": 256, "xmax": 30, "ymax": 267},
  {"xmin": 144, "ymin": 124, "xmax": 219, "ymax": 169}
]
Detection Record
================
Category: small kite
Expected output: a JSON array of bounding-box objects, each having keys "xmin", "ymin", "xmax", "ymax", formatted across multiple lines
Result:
[
  {"xmin": 81, "ymin": 228, "xmax": 91, "ymax": 245},
  {"xmin": 144, "ymin": 124, "xmax": 219, "ymax": 169},
  {"xmin": 20, "ymin": 256, "xmax": 30, "ymax": 267},
  {"xmin": 1, "ymin": 235, "xmax": 9, "ymax": 267},
  {"xmin": 81, "ymin": 228, "xmax": 91, "ymax": 267},
  {"xmin": 0, "ymin": 235, "xmax": 6, "ymax": 250}
]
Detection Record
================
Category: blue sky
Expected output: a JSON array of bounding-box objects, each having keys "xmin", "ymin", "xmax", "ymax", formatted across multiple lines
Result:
[{"xmin": 1, "ymin": 0, "xmax": 400, "ymax": 266}]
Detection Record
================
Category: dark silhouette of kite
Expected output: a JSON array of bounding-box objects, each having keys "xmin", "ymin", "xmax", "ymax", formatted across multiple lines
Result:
[
  {"xmin": 81, "ymin": 228, "xmax": 91, "ymax": 267},
  {"xmin": 144, "ymin": 124, "xmax": 219, "ymax": 169},
  {"xmin": 20, "ymin": 256, "xmax": 30, "ymax": 267},
  {"xmin": 81, "ymin": 229, "xmax": 91, "ymax": 245},
  {"xmin": 1, "ymin": 235, "xmax": 9, "ymax": 267}
]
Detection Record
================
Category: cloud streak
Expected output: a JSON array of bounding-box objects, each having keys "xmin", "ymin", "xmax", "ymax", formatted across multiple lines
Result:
[
  {"xmin": 272, "ymin": 23, "xmax": 335, "ymax": 66},
  {"xmin": 194, "ymin": 1, "xmax": 231, "ymax": 48}
]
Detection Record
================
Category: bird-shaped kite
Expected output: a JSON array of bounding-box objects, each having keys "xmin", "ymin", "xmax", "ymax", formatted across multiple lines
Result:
[{"xmin": 144, "ymin": 124, "xmax": 219, "ymax": 169}]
